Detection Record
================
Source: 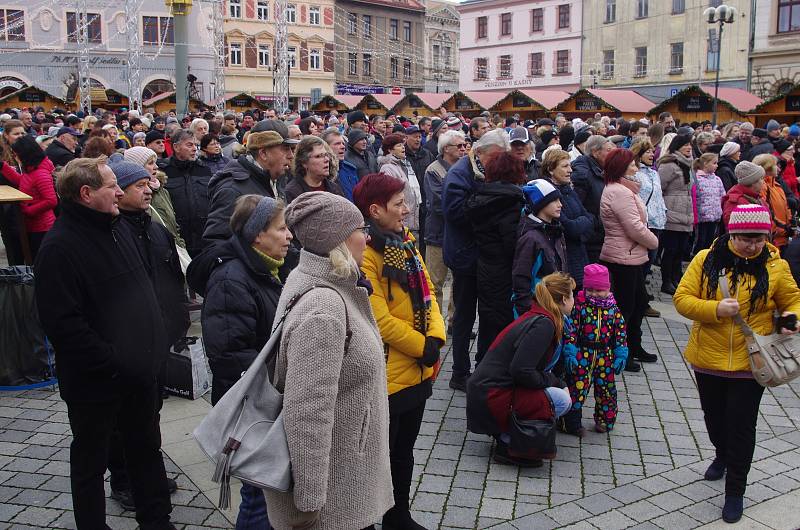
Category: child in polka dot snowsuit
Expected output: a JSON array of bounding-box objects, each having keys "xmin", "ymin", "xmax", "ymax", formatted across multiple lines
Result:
[{"xmin": 562, "ymin": 264, "xmax": 629, "ymax": 434}]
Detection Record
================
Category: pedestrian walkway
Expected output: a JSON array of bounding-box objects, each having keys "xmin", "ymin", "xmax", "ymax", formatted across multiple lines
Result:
[{"xmin": 0, "ymin": 293, "xmax": 798, "ymax": 529}]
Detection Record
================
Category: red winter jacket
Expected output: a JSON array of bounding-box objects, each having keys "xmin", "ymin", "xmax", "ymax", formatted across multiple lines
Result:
[
  {"xmin": 1, "ymin": 157, "xmax": 58, "ymax": 233},
  {"xmin": 721, "ymin": 183, "xmax": 766, "ymax": 226}
]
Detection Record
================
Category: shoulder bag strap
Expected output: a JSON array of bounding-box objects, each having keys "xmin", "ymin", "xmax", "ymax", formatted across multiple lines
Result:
[{"xmin": 718, "ymin": 274, "xmax": 760, "ymax": 354}]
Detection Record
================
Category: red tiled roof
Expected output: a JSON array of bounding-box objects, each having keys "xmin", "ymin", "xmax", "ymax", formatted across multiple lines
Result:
[
  {"xmin": 518, "ymin": 90, "xmax": 571, "ymax": 110},
  {"xmin": 461, "ymin": 91, "xmax": 506, "ymax": 109},
  {"xmin": 699, "ymin": 85, "xmax": 763, "ymax": 112},
  {"xmin": 587, "ymin": 89, "xmax": 654, "ymax": 113}
]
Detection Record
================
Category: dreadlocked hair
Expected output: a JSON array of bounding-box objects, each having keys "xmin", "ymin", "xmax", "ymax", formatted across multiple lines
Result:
[{"xmin": 699, "ymin": 233, "xmax": 771, "ymax": 317}]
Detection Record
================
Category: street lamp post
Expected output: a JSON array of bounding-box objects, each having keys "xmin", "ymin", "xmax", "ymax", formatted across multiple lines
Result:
[{"xmin": 703, "ymin": 3, "xmax": 737, "ymax": 128}]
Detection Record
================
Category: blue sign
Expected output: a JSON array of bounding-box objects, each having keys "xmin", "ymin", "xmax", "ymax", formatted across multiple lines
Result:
[
  {"xmin": 670, "ymin": 88, "xmax": 679, "ymax": 97},
  {"xmin": 336, "ymin": 83, "xmax": 385, "ymax": 96}
]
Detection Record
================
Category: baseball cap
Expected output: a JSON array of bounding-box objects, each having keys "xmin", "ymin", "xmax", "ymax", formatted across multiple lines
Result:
[
  {"xmin": 509, "ymin": 127, "xmax": 530, "ymax": 144},
  {"xmin": 405, "ymin": 125, "xmax": 421, "ymax": 135},
  {"xmin": 56, "ymin": 126, "xmax": 80, "ymax": 137}
]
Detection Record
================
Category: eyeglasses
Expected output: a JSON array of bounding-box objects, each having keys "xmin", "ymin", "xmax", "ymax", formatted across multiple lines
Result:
[
  {"xmin": 309, "ymin": 153, "xmax": 328, "ymax": 160},
  {"xmin": 356, "ymin": 225, "xmax": 370, "ymax": 236},
  {"xmin": 450, "ymin": 143, "xmax": 467, "ymax": 149}
]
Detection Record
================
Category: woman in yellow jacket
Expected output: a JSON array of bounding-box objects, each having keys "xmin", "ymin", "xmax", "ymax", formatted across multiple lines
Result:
[
  {"xmin": 674, "ymin": 203, "xmax": 800, "ymax": 524},
  {"xmin": 353, "ymin": 172, "xmax": 446, "ymax": 530}
]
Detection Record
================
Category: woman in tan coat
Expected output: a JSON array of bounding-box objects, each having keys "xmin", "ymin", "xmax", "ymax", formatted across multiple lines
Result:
[{"xmin": 266, "ymin": 192, "xmax": 393, "ymax": 530}]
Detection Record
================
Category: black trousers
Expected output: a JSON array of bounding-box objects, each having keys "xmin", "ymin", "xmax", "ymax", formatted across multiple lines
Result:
[
  {"xmin": 387, "ymin": 400, "xmax": 426, "ymax": 512},
  {"xmin": 451, "ymin": 270, "xmax": 480, "ymax": 378},
  {"xmin": 66, "ymin": 383, "xmax": 172, "ymax": 530},
  {"xmin": 695, "ymin": 372, "xmax": 765, "ymax": 497},
  {"xmin": 603, "ymin": 261, "xmax": 648, "ymax": 355}
]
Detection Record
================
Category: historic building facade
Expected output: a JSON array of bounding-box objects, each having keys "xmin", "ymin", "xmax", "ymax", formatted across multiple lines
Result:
[
  {"xmin": 333, "ymin": 0, "xmax": 426, "ymax": 95},
  {"xmin": 749, "ymin": 0, "xmax": 800, "ymax": 98},
  {"xmin": 457, "ymin": 0, "xmax": 582, "ymax": 93},
  {"xmin": 0, "ymin": 0, "xmax": 213, "ymax": 106},
  {"xmin": 581, "ymin": 0, "xmax": 751, "ymax": 102},
  {"xmin": 223, "ymin": 0, "xmax": 336, "ymax": 111},
  {"xmin": 424, "ymin": 1, "xmax": 460, "ymax": 94}
]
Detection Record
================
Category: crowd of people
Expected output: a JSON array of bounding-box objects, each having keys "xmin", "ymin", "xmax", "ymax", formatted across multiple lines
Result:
[{"xmin": 2, "ymin": 100, "xmax": 800, "ymax": 529}]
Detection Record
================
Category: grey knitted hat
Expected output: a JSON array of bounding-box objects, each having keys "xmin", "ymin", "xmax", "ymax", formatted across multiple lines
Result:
[
  {"xmin": 735, "ymin": 160, "xmax": 765, "ymax": 186},
  {"xmin": 242, "ymin": 196, "xmax": 279, "ymax": 243},
  {"xmin": 766, "ymin": 119, "xmax": 781, "ymax": 132},
  {"xmin": 124, "ymin": 146, "xmax": 157, "ymax": 167},
  {"xmin": 109, "ymin": 160, "xmax": 151, "ymax": 189},
  {"xmin": 285, "ymin": 191, "xmax": 364, "ymax": 255}
]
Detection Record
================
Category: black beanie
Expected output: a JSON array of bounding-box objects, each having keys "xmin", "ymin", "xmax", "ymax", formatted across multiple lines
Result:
[{"xmin": 668, "ymin": 134, "xmax": 692, "ymax": 153}]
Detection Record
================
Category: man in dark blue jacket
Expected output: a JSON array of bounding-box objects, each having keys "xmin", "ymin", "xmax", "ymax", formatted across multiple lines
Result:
[
  {"xmin": 34, "ymin": 156, "xmax": 176, "ymax": 530},
  {"xmin": 442, "ymin": 129, "xmax": 509, "ymax": 391},
  {"xmin": 571, "ymin": 135, "xmax": 612, "ymax": 263}
]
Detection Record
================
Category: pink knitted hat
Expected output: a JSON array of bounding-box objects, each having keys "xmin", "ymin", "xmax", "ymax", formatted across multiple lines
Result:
[
  {"xmin": 583, "ymin": 263, "xmax": 611, "ymax": 291},
  {"xmin": 727, "ymin": 204, "xmax": 771, "ymax": 235}
]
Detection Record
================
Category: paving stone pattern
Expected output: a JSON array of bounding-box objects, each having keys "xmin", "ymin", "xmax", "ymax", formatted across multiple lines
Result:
[{"xmin": 0, "ymin": 273, "xmax": 799, "ymax": 528}]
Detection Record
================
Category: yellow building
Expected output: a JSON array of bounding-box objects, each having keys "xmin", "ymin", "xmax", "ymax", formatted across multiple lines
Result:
[
  {"xmin": 223, "ymin": 0, "xmax": 336, "ymax": 111},
  {"xmin": 580, "ymin": 0, "xmax": 751, "ymax": 102}
]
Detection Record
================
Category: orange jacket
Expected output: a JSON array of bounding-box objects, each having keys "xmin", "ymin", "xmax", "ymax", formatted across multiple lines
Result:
[{"xmin": 761, "ymin": 174, "xmax": 791, "ymax": 248}]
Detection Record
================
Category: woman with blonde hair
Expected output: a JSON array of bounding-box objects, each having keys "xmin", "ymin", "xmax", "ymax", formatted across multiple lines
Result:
[
  {"xmin": 81, "ymin": 115, "xmax": 98, "ymax": 135},
  {"xmin": 265, "ymin": 191, "xmax": 393, "ymax": 530},
  {"xmin": 467, "ymin": 272, "xmax": 575, "ymax": 467}
]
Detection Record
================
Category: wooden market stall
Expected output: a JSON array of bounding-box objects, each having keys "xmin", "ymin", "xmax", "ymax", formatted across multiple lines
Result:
[
  {"xmin": 489, "ymin": 89, "xmax": 571, "ymax": 120},
  {"xmin": 141, "ymin": 91, "xmax": 209, "ymax": 115},
  {"xmin": 646, "ymin": 85, "xmax": 762, "ymax": 126},
  {"xmin": 441, "ymin": 91, "xmax": 504, "ymax": 118},
  {"xmin": 97, "ymin": 89, "xmax": 129, "ymax": 111},
  {"xmin": 225, "ymin": 92, "xmax": 269, "ymax": 112},
  {"xmin": 746, "ymin": 84, "xmax": 800, "ymax": 127},
  {"xmin": 0, "ymin": 86, "xmax": 69, "ymax": 112},
  {"xmin": 392, "ymin": 92, "xmax": 451, "ymax": 117},
  {"xmin": 311, "ymin": 94, "xmax": 364, "ymax": 114},
  {"xmin": 553, "ymin": 88, "xmax": 654, "ymax": 121}
]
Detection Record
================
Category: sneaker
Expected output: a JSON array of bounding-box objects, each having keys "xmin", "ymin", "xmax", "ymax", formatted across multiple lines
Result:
[
  {"xmin": 704, "ymin": 459, "xmax": 726, "ymax": 481},
  {"xmin": 448, "ymin": 375, "xmax": 468, "ymax": 392},
  {"xmin": 644, "ymin": 305, "xmax": 661, "ymax": 318},
  {"xmin": 110, "ymin": 488, "xmax": 136, "ymax": 511},
  {"xmin": 722, "ymin": 495, "xmax": 744, "ymax": 523},
  {"xmin": 635, "ymin": 350, "xmax": 658, "ymax": 363}
]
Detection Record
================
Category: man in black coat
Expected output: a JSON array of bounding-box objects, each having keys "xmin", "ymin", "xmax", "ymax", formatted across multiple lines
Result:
[
  {"xmin": 344, "ymin": 129, "xmax": 379, "ymax": 178},
  {"xmin": 571, "ymin": 135, "xmax": 613, "ymax": 263},
  {"xmin": 44, "ymin": 127, "xmax": 80, "ymax": 167},
  {"xmin": 34, "ymin": 156, "xmax": 175, "ymax": 530},
  {"xmin": 405, "ymin": 126, "xmax": 435, "ymax": 254},
  {"xmin": 203, "ymin": 125, "xmax": 298, "ymax": 243},
  {"xmin": 107, "ymin": 160, "xmax": 188, "ymax": 508},
  {"xmin": 158, "ymin": 129, "xmax": 212, "ymax": 257}
]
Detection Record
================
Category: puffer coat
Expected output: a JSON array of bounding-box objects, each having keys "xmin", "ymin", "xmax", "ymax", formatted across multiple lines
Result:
[
  {"xmin": 599, "ymin": 181, "xmax": 658, "ymax": 266},
  {"xmin": 674, "ymin": 241, "xmax": 800, "ymax": 373}
]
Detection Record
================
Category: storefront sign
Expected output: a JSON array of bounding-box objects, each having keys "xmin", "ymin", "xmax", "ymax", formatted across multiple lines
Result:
[
  {"xmin": 230, "ymin": 96, "xmax": 251, "ymax": 107},
  {"xmin": 19, "ymin": 90, "xmax": 46, "ymax": 102},
  {"xmin": 106, "ymin": 93, "xmax": 123, "ymax": 104},
  {"xmin": 336, "ymin": 83, "xmax": 384, "ymax": 95},
  {"xmin": 679, "ymin": 95, "xmax": 713, "ymax": 112},
  {"xmin": 786, "ymin": 95, "xmax": 800, "ymax": 112},
  {"xmin": 49, "ymin": 54, "xmax": 123, "ymax": 66},
  {"xmin": 0, "ymin": 78, "xmax": 24, "ymax": 91},
  {"xmin": 455, "ymin": 97, "xmax": 473, "ymax": 110},
  {"xmin": 575, "ymin": 96, "xmax": 601, "ymax": 111}
]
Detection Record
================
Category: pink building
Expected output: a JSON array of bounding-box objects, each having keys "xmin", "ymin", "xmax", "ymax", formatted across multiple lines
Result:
[{"xmin": 458, "ymin": 0, "xmax": 582, "ymax": 93}]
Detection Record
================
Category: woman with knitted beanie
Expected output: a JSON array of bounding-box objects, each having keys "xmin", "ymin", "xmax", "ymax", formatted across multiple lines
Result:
[
  {"xmin": 658, "ymin": 134, "xmax": 694, "ymax": 295},
  {"xmin": 674, "ymin": 203, "xmax": 800, "ymax": 524},
  {"xmin": 266, "ymin": 191, "xmax": 393, "ymax": 529},
  {"xmin": 353, "ymin": 173, "xmax": 446, "ymax": 530}
]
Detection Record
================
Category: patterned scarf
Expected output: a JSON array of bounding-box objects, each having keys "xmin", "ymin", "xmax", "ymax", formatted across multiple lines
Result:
[
  {"xmin": 581, "ymin": 291, "xmax": 618, "ymax": 309},
  {"xmin": 367, "ymin": 223, "xmax": 432, "ymax": 334}
]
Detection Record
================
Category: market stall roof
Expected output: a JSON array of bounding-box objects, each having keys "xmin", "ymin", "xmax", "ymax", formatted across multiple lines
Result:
[
  {"xmin": 411, "ymin": 93, "xmax": 451, "ymax": 111},
  {"xmin": 493, "ymin": 89, "xmax": 571, "ymax": 111},
  {"xmin": 372, "ymin": 93, "xmax": 404, "ymax": 111},
  {"xmin": 647, "ymin": 84, "xmax": 763, "ymax": 116},
  {"xmin": 0, "ymin": 86, "xmax": 67, "ymax": 106},
  {"xmin": 334, "ymin": 95, "xmax": 367, "ymax": 109},
  {"xmin": 142, "ymin": 91, "xmax": 175, "ymax": 107},
  {"xmin": 744, "ymin": 86, "xmax": 792, "ymax": 114},
  {"xmin": 460, "ymin": 91, "xmax": 507, "ymax": 110},
  {"xmin": 585, "ymin": 88, "xmax": 654, "ymax": 114}
]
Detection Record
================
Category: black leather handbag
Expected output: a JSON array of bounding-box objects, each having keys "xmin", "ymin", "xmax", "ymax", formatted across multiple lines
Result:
[{"xmin": 508, "ymin": 411, "xmax": 556, "ymax": 456}]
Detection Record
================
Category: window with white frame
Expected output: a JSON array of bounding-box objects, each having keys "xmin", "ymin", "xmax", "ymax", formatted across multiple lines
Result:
[
  {"xmin": 230, "ymin": 42, "xmax": 242, "ymax": 65},
  {"xmin": 348, "ymin": 53, "xmax": 357, "ymax": 75},
  {"xmin": 475, "ymin": 57, "xmax": 488, "ymax": 80},
  {"xmin": 670, "ymin": 42, "xmax": 684, "ymax": 73},
  {"xmin": 529, "ymin": 52, "xmax": 543, "ymax": 76},
  {"xmin": 635, "ymin": 46, "xmax": 647, "ymax": 76},
  {"xmin": 403, "ymin": 21, "xmax": 411, "ymax": 42},
  {"xmin": 390, "ymin": 57, "xmax": 398, "ymax": 79},
  {"xmin": 403, "ymin": 58, "xmax": 411, "ymax": 78},
  {"xmin": 0, "ymin": 9, "xmax": 24, "ymax": 41},
  {"xmin": 389, "ymin": 19, "xmax": 398, "ymax": 40},
  {"xmin": 602, "ymin": 49, "xmax": 614, "ymax": 78},
  {"xmin": 229, "ymin": 0, "xmax": 241, "ymax": 18},
  {"xmin": 605, "ymin": 0, "xmax": 616, "ymax": 22},
  {"xmin": 257, "ymin": 0, "xmax": 268, "ymax": 20},
  {"xmin": 347, "ymin": 12, "xmax": 357, "ymax": 34},
  {"xmin": 258, "ymin": 44, "xmax": 271, "ymax": 67},
  {"xmin": 286, "ymin": 4, "xmax": 296, "ymax": 23},
  {"xmin": 363, "ymin": 53, "xmax": 371, "ymax": 76},
  {"xmin": 310, "ymin": 48, "xmax": 320, "ymax": 69},
  {"xmin": 309, "ymin": 6, "xmax": 320, "ymax": 25},
  {"xmin": 287, "ymin": 45, "xmax": 297, "ymax": 68},
  {"xmin": 636, "ymin": 0, "xmax": 649, "ymax": 19},
  {"xmin": 555, "ymin": 50, "xmax": 570, "ymax": 74},
  {"xmin": 362, "ymin": 15, "xmax": 372, "ymax": 38}
]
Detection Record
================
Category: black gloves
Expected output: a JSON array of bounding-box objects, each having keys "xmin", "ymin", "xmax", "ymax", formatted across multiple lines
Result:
[{"xmin": 420, "ymin": 337, "xmax": 444, "ymax": 367}]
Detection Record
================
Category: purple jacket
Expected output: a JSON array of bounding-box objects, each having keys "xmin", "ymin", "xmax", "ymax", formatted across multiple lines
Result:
[{"xmin": 694, "ymin": 170, "xmax": 725, "ymax": 223}]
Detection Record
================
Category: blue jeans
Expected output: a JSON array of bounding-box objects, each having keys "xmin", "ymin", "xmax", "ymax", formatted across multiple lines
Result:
[
  {"xmin": 235, "ymin": 483, "xmax": 270, "ymax": 530},
  {"xmin": 544, "ymin": 387, "xmax": 572, "ymax": 418}
]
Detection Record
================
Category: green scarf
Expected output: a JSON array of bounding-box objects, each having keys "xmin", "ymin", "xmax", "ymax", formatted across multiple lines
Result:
[{"xmin": 251, "ymin": 246, "xmax": 284, "ymax": 281}]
